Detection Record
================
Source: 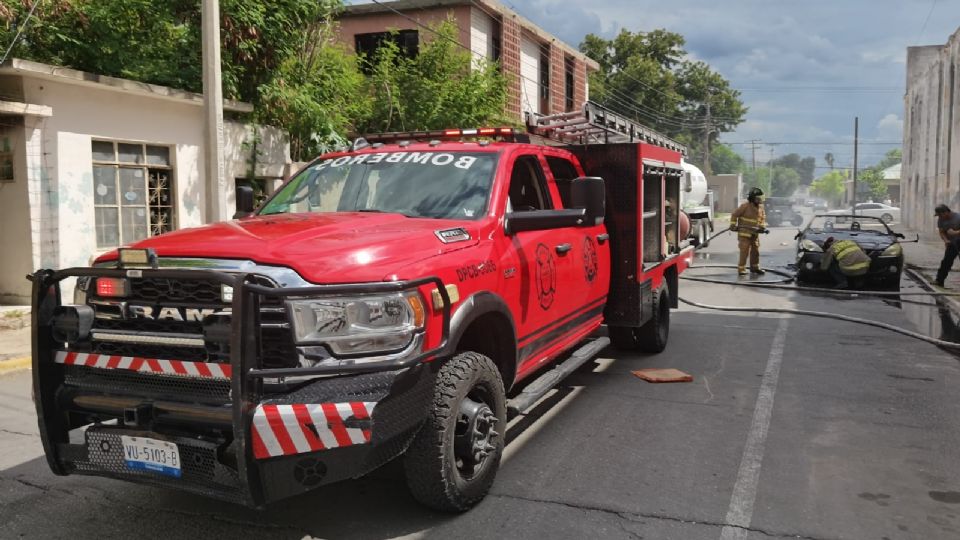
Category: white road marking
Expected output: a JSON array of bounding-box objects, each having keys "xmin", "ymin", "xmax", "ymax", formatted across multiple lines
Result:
[{"xmin": 720, "ymin": 317, "xmax": 790, "ymax": 540}]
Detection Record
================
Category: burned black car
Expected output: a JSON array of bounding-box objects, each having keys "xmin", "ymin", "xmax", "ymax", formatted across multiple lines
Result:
[{"xmin": 795, "ymin": 215, "xmax": 908, "ymax": 287}]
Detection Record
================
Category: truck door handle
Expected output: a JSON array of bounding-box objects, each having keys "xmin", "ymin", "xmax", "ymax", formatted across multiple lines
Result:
[
  {"xmin": 596, "ymin": 233, "xmax": 609, "ymax": 244},
  {"xmin": 555, "ymin": 243, "xmax": 572, "ymax": 255}
]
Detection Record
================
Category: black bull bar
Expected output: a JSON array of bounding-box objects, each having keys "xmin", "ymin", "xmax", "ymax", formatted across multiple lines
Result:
[{"xmin": 28, "ymin": 266, "xmax": 452, "ymax": 506}]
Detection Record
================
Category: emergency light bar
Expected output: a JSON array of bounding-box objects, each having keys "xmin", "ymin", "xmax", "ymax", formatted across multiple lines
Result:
[{"xmin": 362, "ymin": 127, "xmax": 526, "ymax": 144}]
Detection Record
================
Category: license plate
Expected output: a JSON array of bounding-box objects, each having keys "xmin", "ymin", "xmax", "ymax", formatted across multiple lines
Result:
[{"xmin": 120, "ymin": 436, "xmax": 182, "ymax": 478}]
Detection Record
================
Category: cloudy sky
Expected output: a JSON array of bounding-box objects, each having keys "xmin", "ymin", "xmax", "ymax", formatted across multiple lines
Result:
[{"xmin": 351, "ymin": 0, "xmax": 960, "ymax": 171}]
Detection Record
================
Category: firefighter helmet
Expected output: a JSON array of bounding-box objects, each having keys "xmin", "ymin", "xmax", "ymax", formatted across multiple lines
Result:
[{"xmin": 747, "ymin": 187, "xmax": 764, "ymax": 203}]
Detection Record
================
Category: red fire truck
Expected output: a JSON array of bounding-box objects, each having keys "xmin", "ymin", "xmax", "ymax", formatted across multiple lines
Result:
[{"xmin": 29, "ymin": 102, "xmax": 694, "ymax": 511}]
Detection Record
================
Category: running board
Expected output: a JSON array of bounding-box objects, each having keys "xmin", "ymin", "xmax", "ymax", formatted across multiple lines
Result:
[{"xmin": 507, "ymin": 337, "xmax": 610, "ymax": 415}]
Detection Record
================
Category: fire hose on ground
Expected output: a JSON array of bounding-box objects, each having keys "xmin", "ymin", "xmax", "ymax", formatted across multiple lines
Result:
[{"xmin": 679, "ymin": 227, "xmax": 960, "ymax": 350}]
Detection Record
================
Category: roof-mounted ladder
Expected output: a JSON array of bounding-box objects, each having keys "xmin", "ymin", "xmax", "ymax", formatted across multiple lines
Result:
[{"xmin": 526, "ymin": 101, "xmax": 687, "ymax": 154}]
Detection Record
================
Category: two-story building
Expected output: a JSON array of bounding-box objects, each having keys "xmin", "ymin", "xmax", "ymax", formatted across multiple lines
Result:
[{"xmin": 336, "ymin": 0, "xmax": 599, "ymax": 121}]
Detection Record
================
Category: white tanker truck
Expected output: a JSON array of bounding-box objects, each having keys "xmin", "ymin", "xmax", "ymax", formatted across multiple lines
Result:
[{"xmin": 680, "ymin": 160, "xmax": 715, "ymax": 246}]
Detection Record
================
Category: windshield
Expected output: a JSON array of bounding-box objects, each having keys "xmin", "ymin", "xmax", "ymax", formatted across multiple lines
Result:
[
  {"xmin": 260, "ymin": 151, "xmax": 498, "ymax": 220},
  {"xmin": 807, "ymin": 215, "xmax": 892, "ymax": 235}
]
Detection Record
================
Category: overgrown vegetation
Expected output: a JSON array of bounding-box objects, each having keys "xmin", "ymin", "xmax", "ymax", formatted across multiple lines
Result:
[{"xmin": 580, "ymin": 29, "xmax": 747, "ymax": 173}]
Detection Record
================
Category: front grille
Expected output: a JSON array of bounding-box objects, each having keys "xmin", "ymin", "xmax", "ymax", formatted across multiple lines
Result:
[
  {"xmin": 65, "ymin": 365, "xmax": 231, "ymax": 402},
  {"xmin": 87, "ymin": 274, "xmax": 299, "ymax": 371},
  {"xmin": 131, "ymin": 278, "xmax": 223, "ymax": 303}
]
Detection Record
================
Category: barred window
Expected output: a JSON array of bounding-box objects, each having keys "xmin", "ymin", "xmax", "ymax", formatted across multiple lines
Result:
[{"xmin": 92, "ymin": 141, "xmax": 174, "ymax": 249}]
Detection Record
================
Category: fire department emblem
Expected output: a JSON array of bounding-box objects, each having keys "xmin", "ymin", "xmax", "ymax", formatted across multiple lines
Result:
[
  {"xmin": 536, "ymin": 243, "xmax": 556, "ymax": 310},
  {"xmin": 583, "ymin": 237, "xmax": 598, "ymax": 283}
]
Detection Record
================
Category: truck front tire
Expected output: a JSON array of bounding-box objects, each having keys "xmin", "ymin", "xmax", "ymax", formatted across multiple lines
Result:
[
  {"xmin": 403, "ymin": 351, "xmax": 506, "ymax": 512},
  {"xmin": 608, "ymin": 287, "xmax": 670, "ymax": 353}
]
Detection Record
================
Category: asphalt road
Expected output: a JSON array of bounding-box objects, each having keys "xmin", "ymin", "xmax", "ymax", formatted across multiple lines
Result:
[{"xmin": 3, "ymin": 218, "xmax": 960, "ymax": 539}]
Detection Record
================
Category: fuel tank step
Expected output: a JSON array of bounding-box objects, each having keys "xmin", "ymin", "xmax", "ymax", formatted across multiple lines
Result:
[{"xmin": 506, "ymin": 337, "xmax": 610, "ymax": 415}]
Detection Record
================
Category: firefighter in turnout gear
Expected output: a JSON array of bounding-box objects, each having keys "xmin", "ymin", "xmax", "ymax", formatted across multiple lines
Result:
[
  {"xmin": 730, "ymin": 187, "xmax": 768, "ymax": 276},
  {"xmin": 820, "ymin": 236, "xmax": 871, "ymax": 289}
]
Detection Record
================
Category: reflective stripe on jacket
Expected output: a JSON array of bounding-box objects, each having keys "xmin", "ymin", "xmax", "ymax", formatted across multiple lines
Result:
[
  {"xmin": 730, "ymin": 202, "xmax": 765, "ymax": 238},
  {"xmin": 822, "ymin": 239, "xmax": 871, "ymax": 275}
]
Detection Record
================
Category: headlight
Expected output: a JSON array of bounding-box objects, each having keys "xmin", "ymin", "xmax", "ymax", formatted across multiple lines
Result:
[
  {"xmin": 881, "ymin": 243, "xmax": 902, "ymax": 257},
  {"xmin": 287, "ymin": 291, "xmax": 426, "ymax": 355},
  {"xmin": 800, "ymin": 239, "xmax": 822, "ymax": 252}
]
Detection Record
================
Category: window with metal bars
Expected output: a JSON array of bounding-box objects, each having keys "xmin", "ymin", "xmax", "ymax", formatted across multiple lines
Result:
[{"xmin": 91, "ymin": 140, "xmax": 174, "ymax": 248}]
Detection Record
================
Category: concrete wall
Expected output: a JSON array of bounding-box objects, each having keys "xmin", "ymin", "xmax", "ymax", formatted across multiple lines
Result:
[
  {"xmin": 707, "ymin": 174, "xmax": 742, "ymax": 213},
  {"xmin": 902, "ymin": 30, "xmax": 960, "ymax": 236},
  {"xmin": 0, "ymin": 75, "xmax": 289, "ymax": 304}
]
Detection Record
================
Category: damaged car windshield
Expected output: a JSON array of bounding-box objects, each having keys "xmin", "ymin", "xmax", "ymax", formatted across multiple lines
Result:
[{"xmin": 259, "ymin": 151, "xmax": 498, "ymax": 220}]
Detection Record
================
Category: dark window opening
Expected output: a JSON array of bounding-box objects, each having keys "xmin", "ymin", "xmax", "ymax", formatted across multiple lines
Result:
[
  {"xmin": 565, "ymin": 56, "xmax": 575, "ymax": 111},
  {"xmin": 546, "ymin": 156, "xmax": 579, "ymax": 208},
  {"xmin": 355, "ymin": 30, "xmax": 419, "ymax": 72},
  {"xmin": 491, "ymin": 20, "xmax": 502, "ymax": 64},
  {"xmin": 540, "ymin": 48, "xmax": 550, "ymax": 113},
  {"xmin": 508, "ymin": 156, "xmax": 552, "ymax": 212}
]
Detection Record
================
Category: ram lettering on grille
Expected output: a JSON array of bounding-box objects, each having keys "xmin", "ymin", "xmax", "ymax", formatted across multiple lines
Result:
[{"xmin": 126, "ymin": 306, "xmax": 218, "ymax": 322}]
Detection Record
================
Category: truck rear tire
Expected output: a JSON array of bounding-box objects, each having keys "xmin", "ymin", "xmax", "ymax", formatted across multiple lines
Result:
[
  {"xmin": 608, "ymin": 288, "xmax": 670, "ymax": 353},
  {"xmin": 637, "ymin": 288, "xmax": 670, "ymax": 353},
  {"xmin": 403, "ymin": 351, "xmax": 506, "ymax": 512}
]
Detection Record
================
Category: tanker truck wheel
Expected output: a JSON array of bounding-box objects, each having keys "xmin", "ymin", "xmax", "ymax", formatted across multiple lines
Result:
[
  {"xmin": 608, "ymin": 287, "xmax": 670, "ymax": 353},
  {"xmin": 403, "ymin": 352, "xmax": 506, "ymax": 512},
  {"xmin": 698, "ymin": 221, "xmax": 711, "ymax": 248}
]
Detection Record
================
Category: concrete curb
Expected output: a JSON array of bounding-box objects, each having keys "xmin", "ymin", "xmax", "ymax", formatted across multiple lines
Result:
[
  {"xmin": 905, "ymin": 265, "xmax": 960, "ymax": 315},
  {"xmin": 0, "ymin": 357, "xmax": 31, "ymax": 374}
]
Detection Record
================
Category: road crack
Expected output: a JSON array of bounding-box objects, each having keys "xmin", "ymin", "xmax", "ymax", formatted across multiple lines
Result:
[
  {"xmin": 491, "ymin": 493, "xmax": 838, "ymax": 540},
  {"xmin": 0, "ymin": 428, "xmax": 38, "ymax": 438}
]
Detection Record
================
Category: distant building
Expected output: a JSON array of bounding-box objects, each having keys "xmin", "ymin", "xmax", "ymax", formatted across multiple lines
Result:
[
  {"xmin": 902, "ymin": 28, "xmax": 960, "ymax": 233},
  {"xmin": 336, "ymin": 0, "xmax": 600, "ymax": 122},
  {"xmin": 881, "ymin": 162, "xmax": 901, "ymax": 204},
  {"xmin": 0, "ymin": 59, "xmax": 291, "ymax": 304}
]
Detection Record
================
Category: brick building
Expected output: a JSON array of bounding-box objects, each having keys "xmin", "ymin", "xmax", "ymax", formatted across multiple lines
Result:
[{"xmin": 337, "ymin": 0, "xmax": 599, "ymax": 121}]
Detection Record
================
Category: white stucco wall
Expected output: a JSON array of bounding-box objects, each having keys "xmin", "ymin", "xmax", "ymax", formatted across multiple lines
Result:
[{"xmin": 0, "ymin": 72, "xmax": 289, "ymax": 303}]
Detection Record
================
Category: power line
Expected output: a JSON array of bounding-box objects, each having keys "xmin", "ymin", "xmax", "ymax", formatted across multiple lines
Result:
[
  {"xmin": 1, "ymin": 0, "xmax": 43, "ymax": 66},
  {"xmin": 724, "ymin": 141, "xmax": 900, "ymax": 146}
]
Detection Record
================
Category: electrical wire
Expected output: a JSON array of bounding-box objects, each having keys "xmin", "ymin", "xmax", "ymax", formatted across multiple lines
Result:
[{"xmin": 1, "ymin": 0, "xmax": 42, "ymax": 66}]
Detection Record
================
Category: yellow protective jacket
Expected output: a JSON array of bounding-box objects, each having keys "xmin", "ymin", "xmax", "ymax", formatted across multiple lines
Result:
[
  {"xmin": 821, "ymin": 239, "xmax": 871, "ymax": 276},
  {"xmin": 730, "ymin": 202, "xmax": 766, "ymax": 238}
]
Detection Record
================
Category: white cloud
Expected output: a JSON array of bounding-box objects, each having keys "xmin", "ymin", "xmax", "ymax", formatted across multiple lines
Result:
[{"xmin": 877, "ymin": 113, "xmax": 904, "ymax": 139}]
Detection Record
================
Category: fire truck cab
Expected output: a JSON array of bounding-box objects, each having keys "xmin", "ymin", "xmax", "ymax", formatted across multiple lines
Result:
[{"xmin": 29, "ymin": 102, "xmax": 693, "ymax": 512}]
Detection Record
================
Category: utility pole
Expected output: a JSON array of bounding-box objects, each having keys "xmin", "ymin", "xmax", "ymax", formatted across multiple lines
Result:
[
  {"xmin": 701, "ymin": 95, "xmax": 713, "ymax": 174},
  {"xmin": 746, "ymin": 139, "xmax": 761, "ymax": 171},
  {"xmin": 202, "ymin": 0, "xmax": 226, "ymax": 223},
  {"xmin": 852, "ymin": 116, "xmax": 859, "ymax": 214}
]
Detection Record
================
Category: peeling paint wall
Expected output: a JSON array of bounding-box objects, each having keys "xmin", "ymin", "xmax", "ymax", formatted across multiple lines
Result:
[{"xmin": 903, "ymin": 29, "xmax": 960, "ymax": 235}]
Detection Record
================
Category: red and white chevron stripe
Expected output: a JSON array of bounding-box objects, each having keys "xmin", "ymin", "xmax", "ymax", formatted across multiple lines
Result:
[
  {"xmin": 250, "ymin": 402, "xmax": 377, "ymax": 459},
  {"xmin": 54, "ymin": 351, "xmax": 232, "ymax": 380}
]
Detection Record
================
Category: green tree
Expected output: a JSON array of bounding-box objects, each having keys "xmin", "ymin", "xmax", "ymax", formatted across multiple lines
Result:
[
  {"xmin": 770, "ymin": 167, "xmax": 800, "ymax": 197},
  {"xmin": 858, "ymin": 168, "xmax": 888, "ymax": 201},
  {"xmin": 710, "ymin": 144, "xmax": 744, "ymax": 174},
  {"xmin": 359, "ymin": 21, "xmax": 508, "ymax": 133},
  {"xmin": 579, "ymin": 29, "xmax": 746, "ymax": 166},
  {"xmin": 810, "ymin": 170, "xmax": 847, "ymax": 205},
  {"xmin": 771, "ymin": 153, "xmax": 816, "ymax": 185},
  {"xmin": 875, "ymin": 148, "xmax": 901, "ymax": 170},
  {"xmin": 824, "ymin": 152, "xmax": 835, "ymax": 170},
  {"xmin": 742, "ymin": 168, "xmax": 771, "ymax": 197}
]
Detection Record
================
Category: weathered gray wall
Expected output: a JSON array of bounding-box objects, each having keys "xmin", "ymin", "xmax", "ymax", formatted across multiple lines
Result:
[{"xmin": 902, "ymin": 30, "xmax": 960, "ymax": 236}]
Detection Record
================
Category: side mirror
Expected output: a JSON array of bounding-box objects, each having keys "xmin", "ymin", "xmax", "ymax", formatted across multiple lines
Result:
[
  {"xmin": 794, "ymin": 231, "xmax": 802, "ymax": 240},
  {"xmin": 570, "ymin": 176, "xmax": 605, "ymax": 225},
  {"xmin": 234, "ymin": 185, "xmax": 255, "ymax": 219},
  {"xmin": 895, "ymin": 232, "xmax": 905, "ymax": 239},
  {"xmin": 505, "ymin": 209, "xmax": 586, "ymax": 235}
]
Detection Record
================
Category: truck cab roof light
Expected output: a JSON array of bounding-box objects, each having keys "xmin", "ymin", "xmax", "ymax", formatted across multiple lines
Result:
[{"xmin": 361, "ymin": 127, "xmax": 523, "ymax": 144}]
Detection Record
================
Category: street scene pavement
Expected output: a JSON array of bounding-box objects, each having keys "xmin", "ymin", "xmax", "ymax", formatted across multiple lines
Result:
[{"xmin": 3, "ymin": 211, "xmax": 960, "ymax": 540}]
